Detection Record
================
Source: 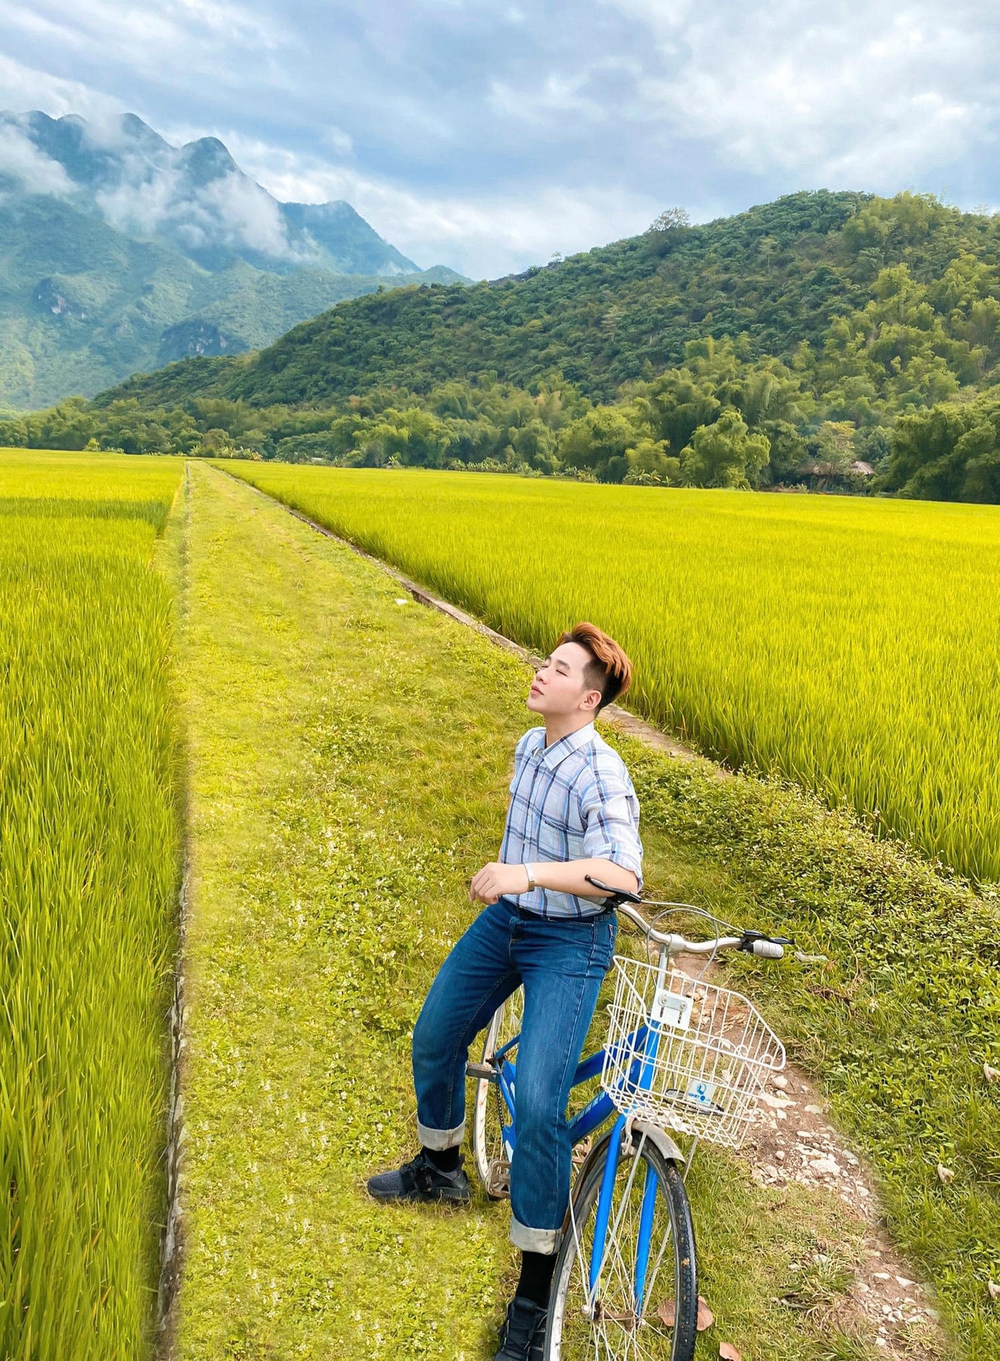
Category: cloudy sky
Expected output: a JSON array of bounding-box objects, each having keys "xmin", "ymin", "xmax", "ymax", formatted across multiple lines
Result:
[{"xmin": 1, "ymin": 0, "xmax": 997, "ymax": 278}]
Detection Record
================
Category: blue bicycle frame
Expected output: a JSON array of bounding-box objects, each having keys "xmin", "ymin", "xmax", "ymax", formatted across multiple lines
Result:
[{"xmin": 488, "ymin": 1014, "xmax": 666, "ymax": 1309}]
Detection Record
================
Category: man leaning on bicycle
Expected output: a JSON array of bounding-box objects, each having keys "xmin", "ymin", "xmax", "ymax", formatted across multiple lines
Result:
[{"xmin": 368, "ymin": 621, "xmax": 641, "ymax": 1361}]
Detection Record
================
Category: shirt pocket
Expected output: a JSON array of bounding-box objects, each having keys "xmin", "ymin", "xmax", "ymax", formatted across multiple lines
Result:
[
  {"xmin": 537, "ymin": 809, "xmax": 569, "ymax": 857},
  {"xmin": 538, "ymin": 806, "xmax": 587, "ymax": 859}
]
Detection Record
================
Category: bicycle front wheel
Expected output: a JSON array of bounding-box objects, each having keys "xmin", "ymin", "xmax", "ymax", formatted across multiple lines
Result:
[{"xmin": 546, "ymin": 1128, "xmax": 697, "ymax": 1361}]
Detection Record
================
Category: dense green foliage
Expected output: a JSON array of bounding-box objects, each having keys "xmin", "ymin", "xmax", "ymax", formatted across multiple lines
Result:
[
  {"xmin": 103, "ymin": 190, "xmax": 1000, "ymax": 416},
  {"xmin": 223, "ymin": 464, "xmax": 1000, "ymax": 887},
  {"xmin": 0, "ymin": 344, "xmax": 911, "ymax": 491},
  {"xmin": 98, "ymin": 189, "xmax": 879, "ymax": 407},
  {"xmin": 10, "ymin": 190, "xmax": 1000, "ymax": 496},
  {"xmin": 0, "ymin": 452, "xmax": 182, "ymax": 1357}
]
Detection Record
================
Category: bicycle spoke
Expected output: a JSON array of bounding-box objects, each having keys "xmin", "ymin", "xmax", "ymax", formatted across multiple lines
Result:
[{"xmin": 549, "ymin": 1135, "xmax": 695, "ymax": 1361}]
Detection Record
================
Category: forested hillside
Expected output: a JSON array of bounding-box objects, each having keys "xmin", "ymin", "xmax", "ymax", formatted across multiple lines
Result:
[
  {"xmin": 96, "ymin": 189, "xmax": 871, "ymax": 406},
  {"xmin": 9, "ymin": 190, "xmax": 1000, "ymax": 500}
]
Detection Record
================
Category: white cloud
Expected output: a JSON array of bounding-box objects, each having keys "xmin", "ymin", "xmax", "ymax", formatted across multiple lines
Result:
[
  {"xmin": 0, "ymin": 52, "xmax": 123, "ymax": 121},
  {"xmin": 198, "ymin": 171, "xmax": 301, "ymax": 257},
  {"xmin": 95, "ymin": 160, "xmax": 307, "ymax": 261},
  {"xmin": 2, "ymin": 0, "xmax": 294, "ymax": 90},
  {"xmin": 0, "ymin": 103, "xmax": 307, "ymax": 263},
  {"xmin": 321, "ymin": 125, "xmax": 354, "ymax": 157},
  {"xmin": 223, "ymin": 131, "xmax": 660, "ymax": 276},
  {"xmin": 605, "ymin": 0, "xmax": 995, "ymax": 189},
  {"xmin": 0, "ymin": 119, "xmax": 73, "ymax": 194},
  {"xmin": 3, "ymin": 0, "xmax": 1000, "ymax": 276},
  {"xmin": 95, "ymin": 170, "xmax": 176, "ymax": 234},
  {"xmin": 488, "ymin": 70, "xmax": 612, "ymax": 127}
]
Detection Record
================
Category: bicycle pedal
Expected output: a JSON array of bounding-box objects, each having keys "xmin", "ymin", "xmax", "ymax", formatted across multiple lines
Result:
[
  {"xmin": 466, "ymin": 1061, "xmax": 497, "ymax": 1081},
  {"xmin": 486, "ymin": 1159, "xmax": 511, "ymax": 1198}
]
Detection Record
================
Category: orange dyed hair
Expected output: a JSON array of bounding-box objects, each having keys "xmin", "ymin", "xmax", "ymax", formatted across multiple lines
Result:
[{"xmin": 558, "ymin": 621, "xmax": 633, "ymax": 712}]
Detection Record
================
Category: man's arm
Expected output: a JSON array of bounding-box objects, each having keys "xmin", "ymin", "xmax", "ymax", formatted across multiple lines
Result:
[{"xmin": 469, "ymin": 857, "xmax": 638, "ymax": 905}]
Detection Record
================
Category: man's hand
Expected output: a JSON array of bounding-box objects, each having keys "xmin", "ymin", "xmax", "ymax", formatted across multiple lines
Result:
[{"xmin": 469, "ymin": 861, "xmax": 529, "ymax": 905}]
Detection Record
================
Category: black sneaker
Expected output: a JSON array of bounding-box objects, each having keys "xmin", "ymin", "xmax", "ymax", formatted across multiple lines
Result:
[
  {"xmin": 366, "ymin": 1150, "xmax": 471, "ymax": 1204},
  {"xmin": 494, "ymin": 1295, "xmax": 548, "ymax": 1360}
]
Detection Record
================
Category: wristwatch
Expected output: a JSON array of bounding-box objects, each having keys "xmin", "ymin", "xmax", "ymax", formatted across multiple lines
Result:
[{"xmin": 522, "ymin": 863, "xmax": 536, "ymax": 892}]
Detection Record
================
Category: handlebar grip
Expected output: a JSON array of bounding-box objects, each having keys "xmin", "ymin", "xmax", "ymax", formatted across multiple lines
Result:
[{"xmin": 751, "ymin": 940, "xmax": 785, "ymax": 959}]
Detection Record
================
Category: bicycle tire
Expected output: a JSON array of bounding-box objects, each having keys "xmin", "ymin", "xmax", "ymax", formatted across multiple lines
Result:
[
  {"xmin": 471, "ymin": 988, "xmax": 523, "ymax": 1196},
  {"xmin": 545, "ymin": 1128, "xmax": 697, "ymax": 1361}
]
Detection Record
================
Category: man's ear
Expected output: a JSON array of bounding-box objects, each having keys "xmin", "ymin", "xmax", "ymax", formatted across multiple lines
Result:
[{"xmin": 582, "ymin": 689, "xmax": 602, "ymax": 712}]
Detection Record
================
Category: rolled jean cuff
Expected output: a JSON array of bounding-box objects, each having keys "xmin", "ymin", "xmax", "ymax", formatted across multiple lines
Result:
[
  {"xmin": 417, "ymin": 1119, "xmax": 465, "ymax": 1151},
  {"xmin": 510, "ymin": 1217, "xmax": 561, "ymax": 1254}
]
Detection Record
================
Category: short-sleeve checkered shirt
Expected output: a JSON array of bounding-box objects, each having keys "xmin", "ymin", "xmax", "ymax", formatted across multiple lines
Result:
[{"xmin": 498, "ymin": 721, "xmax": 643, "ymax": 920}]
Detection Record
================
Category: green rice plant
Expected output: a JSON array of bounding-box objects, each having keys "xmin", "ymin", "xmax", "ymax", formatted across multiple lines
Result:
[
  {"xmin": 223, "ymin": 465, "xmax": 1000, "ymax": 886},
  {"xmin": 0, "ymin": 450, "xmax": 183, "ymax": 1359}
]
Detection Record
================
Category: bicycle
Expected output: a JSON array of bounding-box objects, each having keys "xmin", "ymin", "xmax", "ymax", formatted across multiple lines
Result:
[{"xmin": 468, "ymin": 876, "xmax": 792, "ymax": 1360}]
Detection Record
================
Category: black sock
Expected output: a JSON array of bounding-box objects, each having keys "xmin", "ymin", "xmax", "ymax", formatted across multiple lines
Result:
[
  {"xmin": 516, "ymin": 1250, "xmax": 556, "ymax": 1308},
  {"xmin": 422, "ymin": 1144, "xmax": 461, "ymax": 1173}
]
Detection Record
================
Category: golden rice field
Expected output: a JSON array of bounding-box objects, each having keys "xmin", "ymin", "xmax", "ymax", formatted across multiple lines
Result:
[
  {"xmin": 225, "ymin": 464, "xmax": 1000, "ymax": 885},
  {"xmin": 0, "ymin": 450, "xmax": 182, "ymax": 1359}
]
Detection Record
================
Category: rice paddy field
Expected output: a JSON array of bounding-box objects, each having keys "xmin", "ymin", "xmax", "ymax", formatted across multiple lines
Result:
[
  {"xmin": 5, "ymin": 448, "xmax": 999, "ymax": 1359},
  {"xmin": 0, "ymin": 451, "xmax": 183, "ymax": 1359},
  {"xmin": 221, "ymin": 466, "xmax": 1000, "ymax": 887}
]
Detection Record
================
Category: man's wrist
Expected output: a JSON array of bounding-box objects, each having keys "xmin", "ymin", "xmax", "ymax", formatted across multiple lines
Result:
[{"xmin": 522, "ymin": 862, "xmax": 536, "ymax": 892}]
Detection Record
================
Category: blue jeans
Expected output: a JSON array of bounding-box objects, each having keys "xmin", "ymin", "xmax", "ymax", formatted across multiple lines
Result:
[{"xmin": 412, "ymin": 897, "xmax": 617, "ymax": 1253}]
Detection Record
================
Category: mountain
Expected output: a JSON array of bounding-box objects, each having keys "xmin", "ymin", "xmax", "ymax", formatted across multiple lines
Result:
[
  {"xmin": 2, "ymin": 110, "xmax": 425, "ymax": 275},
  {"xmin": 94, "ymin": 189, "xmax": 881, "ymax": 408},
  {"xmin": 0, "ymin": 111, "xmax": 466, "ymax": 406}
]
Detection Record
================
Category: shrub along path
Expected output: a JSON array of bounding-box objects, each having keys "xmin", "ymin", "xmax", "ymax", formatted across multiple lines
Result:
[{"xmin": 167, "ymin": 463, "xmax": 968, "ymax": 1359}]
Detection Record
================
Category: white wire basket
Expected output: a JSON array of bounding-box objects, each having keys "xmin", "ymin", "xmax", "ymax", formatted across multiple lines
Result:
[{"xmin": 600, "ymin": 956, "xmax": 786, "ymax": 1149}]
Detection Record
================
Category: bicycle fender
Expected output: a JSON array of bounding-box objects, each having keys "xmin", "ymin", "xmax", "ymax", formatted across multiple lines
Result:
[{"xmin": 622, "ymin": 1119, "xmax": 685, "ymax": 1166}]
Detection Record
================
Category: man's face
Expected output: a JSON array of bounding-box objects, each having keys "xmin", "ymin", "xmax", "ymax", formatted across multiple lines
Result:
[{"xmin": 527, "ymin": 641, "xmax": 601, "ymax": 718}]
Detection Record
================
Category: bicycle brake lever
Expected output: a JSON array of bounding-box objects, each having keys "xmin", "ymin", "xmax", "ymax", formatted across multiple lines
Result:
[{"xmin": 737, "ymin": 930, "xmax": 795, "ymax": 953}]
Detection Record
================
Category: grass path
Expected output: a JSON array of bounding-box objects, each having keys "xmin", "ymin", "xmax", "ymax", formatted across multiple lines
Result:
[
  {"xmin": 169, "ymin": 463, "xmax": 958, "ymax": 1359},
  {"xmin": 217, "ymin": 463, "xmax": 1000, "ymax": 1358},
  {"xmin": 169, "ymin": 463, "xmax": 534, "ymax": 1357}
]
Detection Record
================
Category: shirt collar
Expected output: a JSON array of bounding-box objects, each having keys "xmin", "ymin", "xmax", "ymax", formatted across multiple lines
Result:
[{"xmin": 538, "ymin": 721, "xmax": 596, "ymax": 770}]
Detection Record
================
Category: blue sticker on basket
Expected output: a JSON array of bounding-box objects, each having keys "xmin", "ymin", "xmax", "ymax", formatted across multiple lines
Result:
[{"xmin": 686, "ymin": 1079, "xmax": 716, "ymax": 1106}]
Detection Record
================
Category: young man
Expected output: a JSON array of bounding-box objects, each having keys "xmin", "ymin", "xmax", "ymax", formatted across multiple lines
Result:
[{"xmin": 368, "ymin": 622, "xmax": 642, "ymax": 1360}]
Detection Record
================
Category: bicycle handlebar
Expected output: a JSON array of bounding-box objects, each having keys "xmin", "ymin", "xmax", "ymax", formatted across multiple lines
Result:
[{"xmin": 585, "ymin": 875, "xmax": 794, "ymax": 961}]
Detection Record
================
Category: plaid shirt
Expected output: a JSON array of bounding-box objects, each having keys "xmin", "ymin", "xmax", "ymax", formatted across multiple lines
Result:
[{"xmin": 499, "ymin": 722, "xmax": 643, "ymax": 920}]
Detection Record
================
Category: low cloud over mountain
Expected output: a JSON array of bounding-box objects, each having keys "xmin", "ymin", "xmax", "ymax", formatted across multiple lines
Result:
[
  {"xmin": 0, "ymin": 110, "xmax": 422, "ymax": 276},
  {"xmin": 0, "ymin": 110, "xmax": 466, "ymax": 408}
]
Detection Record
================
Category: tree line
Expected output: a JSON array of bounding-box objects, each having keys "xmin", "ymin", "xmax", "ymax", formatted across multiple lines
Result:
[{"xmin": 5, "ymin": 339, "xmax": 996, "ymax": 498}]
